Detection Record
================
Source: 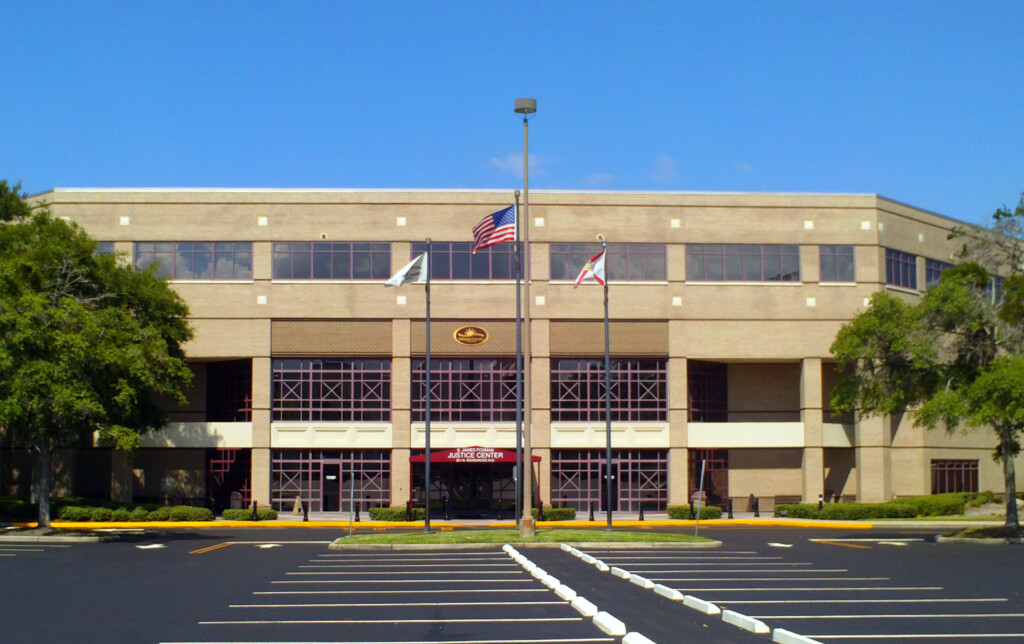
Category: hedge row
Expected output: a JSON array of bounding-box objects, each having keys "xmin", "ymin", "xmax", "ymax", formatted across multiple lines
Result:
[
  {"xmin": 57, "ymin": 504, "xmax": 214, "ymax": 522},
  {"xmin": 774, "ymin": 492, "xmax": 996, "ymax": 520},
  {"xmin": 222, "ymin": 508, "xmax": 279, "ymax": 521},
  {"xmin": 667, "ymin": 505, "xmax": 723, "ymax": 520},
  {"xmin": 775, "ymin": 502, "xmax": 917, "ymax": 520}
]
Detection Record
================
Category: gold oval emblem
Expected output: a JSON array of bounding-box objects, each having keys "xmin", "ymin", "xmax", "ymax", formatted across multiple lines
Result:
[{"xmin": 454, "ymin": 326, "xmax": 489, "ymax": 346}]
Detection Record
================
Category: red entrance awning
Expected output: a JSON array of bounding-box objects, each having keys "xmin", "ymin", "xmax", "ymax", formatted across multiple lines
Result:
[{"xmin": 410, "ymin": 446, "xmax": 542, "ymax": 464}]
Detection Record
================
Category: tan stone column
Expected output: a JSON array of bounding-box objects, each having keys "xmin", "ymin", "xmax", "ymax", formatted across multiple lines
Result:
[
  {"xmin": 250, "ymin": 356, "xmax": 272, "ymax": 506},
  {"xmin": 855, "ymin": 414, "xmax": 892, "ymax": 502},
  {"xmin": 668, "ymin": 355, "xmax": 689, "ymax": 505},
  {"xmin": 391, "ymin": 448, "xmax": 411, "ymax": 507},
  {"xmin": 391, "ymin": 319, "xmax": 412, "ymax": 507},
  {"xmin": 801, "ymin": 358, "xmax": 825, "ymax": 503}
]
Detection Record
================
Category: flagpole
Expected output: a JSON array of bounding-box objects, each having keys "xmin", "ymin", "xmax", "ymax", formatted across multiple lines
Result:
[
  {"xmin": 600, "ymin": 235, "xmax": 613, "ymax": 531},
  {"xmin": 424, "ymin": 238, "xmax": 432, "ymax": 534},
  {"xmin": 514, "ymin": 190, "xmax": 523, "ymax": 528},
  {"xmin": 514, "ymin": 98, "xmax": 536, "ymax": 537}
]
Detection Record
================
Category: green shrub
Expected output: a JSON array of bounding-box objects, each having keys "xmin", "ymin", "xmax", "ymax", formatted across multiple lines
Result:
[
  {"xmin": 667, "ymin": 504, "xmax": 724, "ymax": 519},
  {"xmin": 369, "ymin": 506, "xmax": 424, "ymax": 521},
  {"xmin": 110, "ymin": 508, "xmax": 132, "ymax": 521},
  {"xmin": 129, "ymin": 507, "xmax": 150, "ymax": 522},
  {"xmin": 56, "ymin": 506, "xmax": 92, "ymax": 521},
  {"xmin": 146, "ymin": 507, "xmax": 170, "ymax": 521},
  {"xmin": 531, "ymin": 507, "xmax": 576, "ymax": 521},
  {"xmin": 967, "ymin": 490, "xmax": 996, "ymax": 507},
  {"xmin": 167, "ymin": 506, "xmax": 213, "ymax": 521},
  {"xmin": 89, "ymin": 507, "xmax": 113, "ymax": 521},
  {"xmin": 222, "ymin": 508, "xmax": 278, "ymax": 521}
]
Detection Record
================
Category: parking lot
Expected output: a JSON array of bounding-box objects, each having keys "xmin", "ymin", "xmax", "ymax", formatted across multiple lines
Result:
[
  {"xmin": 182, "ymin": 548, "xmax": 615, "ymax": 644},
  {"xmin": 2, "ymin": 525, "xmax": 1024, "ymax": 643}
]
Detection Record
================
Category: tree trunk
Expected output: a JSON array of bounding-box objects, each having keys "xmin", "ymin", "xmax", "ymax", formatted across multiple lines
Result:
[
  {"xmin": 36, "ymin": 441, "xmax": 52, "ymax": 527},
  {"xmin": 1001, "ymin": 429, "xmax": 1019, "ymax": 529}
]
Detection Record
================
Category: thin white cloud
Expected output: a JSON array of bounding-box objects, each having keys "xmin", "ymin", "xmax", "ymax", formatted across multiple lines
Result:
[
  {"xmin": 582, "ymin": 172, "xmax": 616, "ymax": 187},
  {"xmin": 734, "ymin": 161, "xmax": 753, "ymax": 173},
  {"xmin": 488, "ymin": 152, "xmax": 544, "ymax": 177},
  {"xmin": 651, "ymin": 154, "xmax": 678, "ymax": 183}
]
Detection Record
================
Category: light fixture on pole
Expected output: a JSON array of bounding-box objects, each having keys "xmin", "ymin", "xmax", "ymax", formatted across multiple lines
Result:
[{"xmin": 514, "ymin": 97, "xmax": 537, "ymax": 538}]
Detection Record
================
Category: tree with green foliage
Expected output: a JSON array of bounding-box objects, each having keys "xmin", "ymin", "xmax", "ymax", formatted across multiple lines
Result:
[
  {"xmin": 832, "ymin": 193, "xmax": 1024, "ymax": 529},
  {"xmin": 0, "ymin": 180, "xmax": 31, "ymax": 222},
  {"xmin": 0, "ymin": 198, "xmax": 193, "ymax": 526}
]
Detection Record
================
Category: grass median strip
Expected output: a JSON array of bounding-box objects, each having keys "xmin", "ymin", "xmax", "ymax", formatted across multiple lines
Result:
[{"xmin": 331, "ymin": 528, "xmax": 714, "ymax": 546}]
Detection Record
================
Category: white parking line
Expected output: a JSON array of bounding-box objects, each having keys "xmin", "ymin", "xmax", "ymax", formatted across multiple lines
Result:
[
  {"xmin": 650, "ymin": 577, "xmax": 888, "ymax": 582},
  {"xmin": 231, "ymin": 601, "xmax": 564, "ymax": 608},
  {"xmin": 285, "ymin": 570, "xmax": 523, "ymax": 575},
  {"xmin": 254, "ymin": 588, "xmax": 550, "ymax": 595},
  {"xmin": 200, "ymin": 617, "xmax": 584, "ymax": 625},
  {"xmin": 720, "ymin": 598, "xmax": 1008, "ymax": 605},
  {"xmin": 762, "ymin": 613, "xmax": 1024, "ymax": 620},
  {"xmin": 298, "ymin": 562, "xmax": 517, "ymax": 568},
  {"xmin": 598, "ymin": 556, "xmax": 778, "ymax": 561},
  {"xmin": 162, "ymin": 634, "xmax": 606, "ymax": 638},
  {"xmin": 671, "ymin": 586, "xmax": 944, "ymax": 592},
  {"xmin": 808, "ymin": 635, "xmax": 1024, "ymax": 640},
  {"xmin": 272, "ymin": 579, "xmax": 535, "ymax": 584},
  {"xmin": 317, "ymin": 552, "xmax": 503, "ymax": 558}
]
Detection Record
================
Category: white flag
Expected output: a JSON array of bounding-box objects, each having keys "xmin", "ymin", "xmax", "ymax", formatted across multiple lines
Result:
[
  {"xmin": 574, "ymin": 249, "xmax": 606, "ymax": 288},
  {"xmin": 385, "ymin": 253, "xmax": 428, "ymax": 287}
]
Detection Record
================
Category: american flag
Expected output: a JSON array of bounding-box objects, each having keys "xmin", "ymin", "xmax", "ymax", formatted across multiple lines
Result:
[{"xmin": 472, "ymin": 205, "xmax": 517, "ymax": 253}]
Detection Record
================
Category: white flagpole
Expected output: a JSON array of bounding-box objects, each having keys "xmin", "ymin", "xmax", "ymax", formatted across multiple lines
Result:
[
  {"xmin": 424, "ymin": 239, "xmax": 432, "ymax": 534},
  {"xmin": 600, "ymin": 235, "xmax": 613, "ymax": 531}
]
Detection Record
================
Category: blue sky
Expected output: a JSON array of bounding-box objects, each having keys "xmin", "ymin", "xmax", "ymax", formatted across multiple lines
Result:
[{"xmin": 3, "ymin": 1, "xmax": 1022, "ymax": 224}]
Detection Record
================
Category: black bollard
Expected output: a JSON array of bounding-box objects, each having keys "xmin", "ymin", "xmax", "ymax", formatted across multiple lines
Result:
[
  {"xmin": 753, "ymin": 497, "xmax": 760, "ymax": 518},
  {"xmin": 406, "ymin": 499, "xmax": 412, "ymax": 521},
  {"xmin": 728, "ymin": 498, "xmax": 734, "ymax": 519},
  {"xmin": 355, "ymin": 503, "xmax": 360, "ymax": 522},
  {"xmin": 689, "ymin": 502, "xmax": 695, "ymax": 520},
  {"xmin": 818, "ymin": 494, "xmax": 824, "ymax": 511},
  {"xmin": 589, "ymin": 501, "xmax": 595, "ymax": 522},
  {"xmin": 252, "ymin": 500, "xmax": 258, "ymax": 521},
  {"xmin": 538, "ymin": 499, "xmax": 544, "ymax": 521},
  {"xmin": 638, "ymin": 502, "xmax": 645, "ymax": 521},
  {"xmin": 302, "ymin": 500, "xmax": 308, "ymax": 522}
]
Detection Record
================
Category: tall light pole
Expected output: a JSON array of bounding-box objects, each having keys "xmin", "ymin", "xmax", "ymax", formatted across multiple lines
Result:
[{"xmin": 514, "ymin": 97, "xmax": 536, "ymax": 537}]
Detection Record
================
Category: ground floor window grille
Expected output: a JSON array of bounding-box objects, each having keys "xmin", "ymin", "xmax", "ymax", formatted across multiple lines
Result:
[
  {"xmin": 931, "ymin": 459, "xmax": 978, "ymax": 494},
  {"xmin": 272, "ymin": 449, "xmax": 391, "ymax": 512},
  {"xmin": 551, "ymin": 449, "xmax": 668, "ymax": 512}
]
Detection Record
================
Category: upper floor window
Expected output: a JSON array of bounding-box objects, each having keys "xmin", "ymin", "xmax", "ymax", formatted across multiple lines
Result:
[
  {"xmin": 95, "ymin": 242, "xmax": 116, "ymax": 256},
  {"xmin": 134, "ymin": 242, "xmax": 252, "ymax": 280},
  {"xmin": 273, "ymin": 242, "xmax": 390, "ymax": 280},
  {"xmin": 925, "ymin": 258, "xmax": 953, "ymax": 289},
  {"xmin": 410, "ymin": 242, "xmax": 519, "ymax": 280},
  {"xmin": 550, "ymin": 243, "xmax": 667, "ymax": 282},
  {"xmin": 411, "ymin": 357, "xmax": 517, "ymax": 421},
  {"xmin": 550, "ymin": 358, "xmax": 667, "ymax": 422},
  {"xmin": 686, "ymin": 244, "xmax": 800, "ymax": 282},
  {"xmin": 688, "ymin": 360, "xmax": 727, "ymax": 422},
  {"xmin": 819, "ymin": 245, "xmax": 855, "ymax": 283},
  {"xmin": 885, "ymin": 248, "xmax": 917, "ymax": 289},
  {"xmin": 272, "ymin": 357, "xmax": 391, "ymax": 422}
]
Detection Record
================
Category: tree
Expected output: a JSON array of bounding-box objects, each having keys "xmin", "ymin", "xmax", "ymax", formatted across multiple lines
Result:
[
  {"xmin": 832, "ymin": 193, "xmax": 1024, "ymax": 529},
  {"xmin": 0, "ymin": 202, "xmax": 193, "ymax": 526},
  {"xmin": 0, "ymin": 180, "xmax": 31, "ymax": 222}
]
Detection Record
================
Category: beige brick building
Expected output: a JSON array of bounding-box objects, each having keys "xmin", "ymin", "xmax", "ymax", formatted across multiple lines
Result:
[{"xmin": 5, "ymin": 188, "xmax": 1019, "ymax": 515}]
